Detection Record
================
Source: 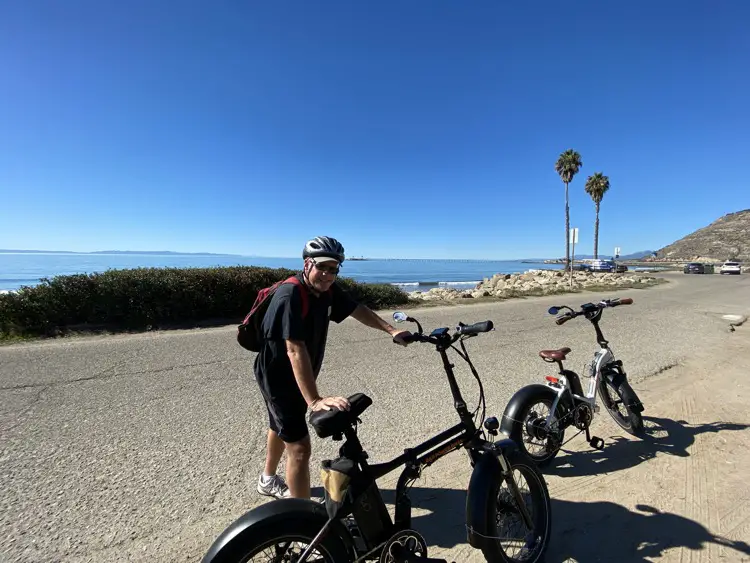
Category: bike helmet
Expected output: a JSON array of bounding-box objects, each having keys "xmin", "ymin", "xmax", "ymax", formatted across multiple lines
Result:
[{"xmin": 303, "ymin": 236, "xmax": 346, "ymax": 264}]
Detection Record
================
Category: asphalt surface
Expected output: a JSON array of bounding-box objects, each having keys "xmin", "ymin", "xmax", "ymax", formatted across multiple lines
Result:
[{"xmin": 1, "ymin": 271, "xmax": 748, "ymax": 562}]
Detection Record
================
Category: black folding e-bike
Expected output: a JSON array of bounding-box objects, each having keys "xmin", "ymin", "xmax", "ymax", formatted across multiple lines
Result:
[{"xmin": 203, "ymin": 313, "xmax": 552, "ymax": 563}]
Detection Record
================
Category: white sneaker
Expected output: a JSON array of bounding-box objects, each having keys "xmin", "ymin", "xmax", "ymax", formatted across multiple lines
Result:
[{"xmin": 257, "ymin": 474, "xmax": 291, "ymax": 499}]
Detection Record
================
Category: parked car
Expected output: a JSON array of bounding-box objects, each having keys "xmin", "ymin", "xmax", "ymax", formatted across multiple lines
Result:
[
  {"xmin": 571, "ymin": 263, "xmax": 590, "ymax": 271},
  {"xmin": 590, "ymin": 259, "xmax": 616, "ymax": 273},
  {"xmin": 615, "ymin": 263, "xmax": 628, "ymax": 273},
  {"xmin": 683, "ymin": 262, "xmax": 714, "ymax": 274},
  {"xmin": 719, "ymin": 261, "xmax": 742, "ymax": 275}
]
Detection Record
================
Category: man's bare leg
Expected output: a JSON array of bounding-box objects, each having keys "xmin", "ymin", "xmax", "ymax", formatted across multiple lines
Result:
[
  {"xmin": 285, "ymin": 436, "xmax": 312, "ymax": 498},
  {"xmin": 263, "ymin": 429, "xmax": 285, "ymax": 477}
]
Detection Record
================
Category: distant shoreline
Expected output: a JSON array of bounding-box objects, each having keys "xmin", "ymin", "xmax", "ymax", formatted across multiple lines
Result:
[
  {"xmin": 0, "ymin": 250, "xmax": 239, "ymax": 257},
  {"xmin": 0, "ymin": 251, "xmax": 554, "ymax": 262},
  {"xmin": 0, "ymin": 250, "xmax": 593, "ymax": 262}
]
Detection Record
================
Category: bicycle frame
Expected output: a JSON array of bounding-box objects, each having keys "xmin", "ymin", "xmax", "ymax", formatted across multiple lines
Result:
[
  {"xmin": 542, "ymin": 307, "xmax": 614, "ymax": 432},
  {"xmin": 542, "ymin": 346, "xmax": 614, "ymax": 431},
  {"xmin": 332, "ymin": 413, "xmax": 488, "ymax": 556},
  {"xmin": 317, "ymin": 333, "xmax": 500, "ymax": 556}
]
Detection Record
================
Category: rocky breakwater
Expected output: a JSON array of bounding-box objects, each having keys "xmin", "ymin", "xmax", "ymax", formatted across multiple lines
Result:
[{"xmin": 409, "ymin": 269, "xmax": 660, "ymax": 302}]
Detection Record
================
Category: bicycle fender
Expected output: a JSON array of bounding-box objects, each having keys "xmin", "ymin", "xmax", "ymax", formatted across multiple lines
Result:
[
  {"xmin": 500, "ymin": 384, "xmax": 558, "ymax": 436},
  {"xmin": 601, "ymin": 369, "xmax": 645, "ymax": 413},
  {"xmin": 600, "ymin": 367, "xmax": 621, "ymax": 387},
  {"xmin": 202, "ymin": 498, "xmax": 355, "ymax": 563},
  {"xmin": 465, "ymin": 441, "xmax": 518, "ymax": 549}
]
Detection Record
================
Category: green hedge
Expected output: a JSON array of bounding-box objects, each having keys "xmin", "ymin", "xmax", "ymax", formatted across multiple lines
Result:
[{"xmin": 0, "ymin": 266, "xmax": 411, "ymax": 337}]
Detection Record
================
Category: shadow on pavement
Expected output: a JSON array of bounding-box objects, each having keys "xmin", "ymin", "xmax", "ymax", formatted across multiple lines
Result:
[
  {"xmin": 546, "ymin": 415, "xmax": 750, "ymax": 478},
  {"xmin": 549, "ymin": 501, "xmax": 750, "ymax": 562},
  {"xmin": 310, "ymin": 482, "xmax": 750, "ymax": 561}
]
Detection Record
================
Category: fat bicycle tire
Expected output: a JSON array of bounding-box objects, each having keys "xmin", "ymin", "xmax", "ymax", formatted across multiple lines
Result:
[
  {"xmin": 511, "ymin": 397, "xmax": 566, "ymax": 468},
  {"xmin": 598, "ymin": 378, "xmax": 644, "ymax": 436},
  {"xmin": 206, "ymin": 516, "xmax": 351, "ymax": 563},
  {"xmin": 480, "ymin": 447, "xmax": 552, "ymax": 563}
]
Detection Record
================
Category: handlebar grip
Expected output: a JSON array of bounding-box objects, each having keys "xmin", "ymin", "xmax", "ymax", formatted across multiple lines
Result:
[
  {"xmin": 394, "ymin": 332, "xmax": 417, "ymax": 344},
  {"xmin": 555, "ymin": 313, "xmax": 574, "ymax": 325},
  {"xmin": 457, "ymin": 320, "xmax": 494, "ymax": 335},
  {"xmin": 619, "ymin": 298, "xmax": 633, "ymax": 305}
]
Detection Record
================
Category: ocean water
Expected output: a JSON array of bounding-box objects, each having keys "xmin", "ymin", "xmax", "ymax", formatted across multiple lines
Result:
[{"xmin": 0, "ymin": 253, "xmax": 563, "ymax": 293}]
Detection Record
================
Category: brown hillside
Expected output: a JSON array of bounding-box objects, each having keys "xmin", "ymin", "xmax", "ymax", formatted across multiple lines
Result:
[{"xmin": 655, "ymin": 209, "xmax": 750, "ymax": 262}]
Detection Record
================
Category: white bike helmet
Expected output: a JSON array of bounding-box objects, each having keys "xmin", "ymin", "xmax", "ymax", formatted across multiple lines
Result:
[{"xmin": 303, "ymin": 236, "xmax": 346, "ymax": 264}]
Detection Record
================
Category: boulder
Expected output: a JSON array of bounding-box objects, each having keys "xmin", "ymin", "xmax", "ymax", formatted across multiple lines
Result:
[{"xmin": 407, "ymin": 269, "xmax": 660, "ymax": 302}]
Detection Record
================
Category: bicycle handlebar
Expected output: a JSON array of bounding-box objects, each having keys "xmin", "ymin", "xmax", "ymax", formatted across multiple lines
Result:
[
  {"xmin": 457, "ymin": 320, "xmax": 494, "ymax": 335},
  {"xmin": 394, "ymin": 319, "xmax": 494, "ymax": 345},
  {"xmin": 555, "ymin": 314, "xmax": 575, "ymax": 326},
  {"xmin": 553, "ymin": 297, "xmax": 633, "ymax": 325}
]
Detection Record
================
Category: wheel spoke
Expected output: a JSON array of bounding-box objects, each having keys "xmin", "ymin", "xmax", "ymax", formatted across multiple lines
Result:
[{"xmin": 238, "ymin": 536, "xmax": 331, "ymax": 563}]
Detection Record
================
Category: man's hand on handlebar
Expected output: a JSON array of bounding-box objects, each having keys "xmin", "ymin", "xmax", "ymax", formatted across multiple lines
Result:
[{"xmin": 390, "ymin": 329, "xmax": 412, "ymax": 347}]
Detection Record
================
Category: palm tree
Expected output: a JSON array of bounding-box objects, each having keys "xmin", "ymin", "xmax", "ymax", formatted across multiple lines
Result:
[
  {"xmin": 555, "ymin": 149, "xmax": 582, "ymax": 269},
  {"xmin": 584, "ymin": 172, "xmax": 610, "ymax": 259}
]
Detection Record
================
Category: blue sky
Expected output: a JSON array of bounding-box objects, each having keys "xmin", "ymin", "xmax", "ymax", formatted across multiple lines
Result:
[{"xmin": 1, "ymin": 1, "xmax": 748, "ymax": 260}]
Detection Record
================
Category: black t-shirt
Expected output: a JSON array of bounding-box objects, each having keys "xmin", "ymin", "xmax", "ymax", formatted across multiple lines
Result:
[{"xmin": 253, "ymin": 275, "xmax": 359, "ymax": 394}]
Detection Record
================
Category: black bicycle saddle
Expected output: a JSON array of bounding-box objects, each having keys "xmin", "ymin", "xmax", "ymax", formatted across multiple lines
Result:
[{"xmin": 309, "ymin": 393, "xmax": 373, "ymax": 439}]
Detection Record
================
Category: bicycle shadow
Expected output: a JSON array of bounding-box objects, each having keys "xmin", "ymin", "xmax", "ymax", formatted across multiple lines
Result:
[
  {"xmin": 549, "ymin": 500, "xmax": 750, "ymax": 562},
  {"xmin": 546, "ymin": 416, "xmax": 750, "ymax": 478},
  {"xmin": 310, "ymin": 484, "xmax": 750, "ymax": 562}
]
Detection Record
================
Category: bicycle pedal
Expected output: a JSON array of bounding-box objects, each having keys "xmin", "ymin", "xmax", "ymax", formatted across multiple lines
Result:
[{"xmin": 589, "ymin": 436, "xmax": 605, "ymax": 450}]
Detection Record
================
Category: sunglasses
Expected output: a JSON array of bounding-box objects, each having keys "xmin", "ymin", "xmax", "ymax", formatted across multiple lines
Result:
[{"xmin": 312, "ymin": 260, "xmax": 340, "ymax": 275}]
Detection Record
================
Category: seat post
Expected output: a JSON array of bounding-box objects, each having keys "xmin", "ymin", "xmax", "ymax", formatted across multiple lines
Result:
[{"xmin": 555, "ymin": 360, "xmax": 564, "ymax": 373}]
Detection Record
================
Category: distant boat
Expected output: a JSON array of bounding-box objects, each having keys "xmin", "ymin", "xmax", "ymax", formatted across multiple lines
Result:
[{"xmin": 349, "ymin": 256, "xmax": 368, "ymax": 261}]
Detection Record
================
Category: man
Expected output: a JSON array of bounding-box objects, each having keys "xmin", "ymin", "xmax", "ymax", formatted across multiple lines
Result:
[{"xmin": 254, "ymin": 235, "xmax": 411, "ymax": 499}]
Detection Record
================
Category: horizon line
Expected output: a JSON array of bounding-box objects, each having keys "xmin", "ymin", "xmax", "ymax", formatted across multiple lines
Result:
[
  {"xmin": 0, "ymin": 248, "xmax": 573, "ymax": 261},
  {"xmin": 0, "ymin": 249, "xmax": 655, "ymax": 262}
]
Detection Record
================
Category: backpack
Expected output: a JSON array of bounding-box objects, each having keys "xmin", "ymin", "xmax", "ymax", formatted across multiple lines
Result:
[{"xmin": 237, "ymin": 276, "xmax": 327, "ymax": 352}]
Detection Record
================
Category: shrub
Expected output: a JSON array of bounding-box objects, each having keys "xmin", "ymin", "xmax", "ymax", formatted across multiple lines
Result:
[{"xmin": 0, "ymin": 266, "xmax": 410, "ymax": 337}]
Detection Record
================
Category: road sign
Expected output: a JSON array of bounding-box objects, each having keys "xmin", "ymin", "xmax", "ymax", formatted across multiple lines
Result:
[
  {"xmin": 570, "ymin": 228, "xmax": 579, "ymax": 245},
  {"xmin": 615, "ymin": 246, "xmax": 621, "ymax": 257}
]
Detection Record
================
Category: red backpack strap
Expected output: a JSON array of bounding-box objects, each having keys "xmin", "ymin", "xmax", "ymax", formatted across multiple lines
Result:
[{"xmin": 286, "ymin": 276, "xmax": 309, "ymax": 318}]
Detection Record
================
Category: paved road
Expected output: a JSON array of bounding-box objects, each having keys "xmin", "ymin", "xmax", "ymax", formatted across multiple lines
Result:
[{"xmin": 1, "ymin": 272, "xmax": 748, "ymax": 562}]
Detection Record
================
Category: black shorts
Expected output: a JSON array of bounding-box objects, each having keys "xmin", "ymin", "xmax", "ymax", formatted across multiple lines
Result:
[{"xmin": 258, "ymin": 380, "xmax": 309, "ymax": 443}]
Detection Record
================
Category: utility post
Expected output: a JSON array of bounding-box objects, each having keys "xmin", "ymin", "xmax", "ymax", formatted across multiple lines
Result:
[{"xmin": 569, "ymin": 227, "xmax": 579, "ymax": 288}]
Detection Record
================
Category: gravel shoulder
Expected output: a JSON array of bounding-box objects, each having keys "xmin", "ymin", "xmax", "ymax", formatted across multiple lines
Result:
[{"xmin": 1, "ymin": 272, "xmax": 749, "ymax": 562}]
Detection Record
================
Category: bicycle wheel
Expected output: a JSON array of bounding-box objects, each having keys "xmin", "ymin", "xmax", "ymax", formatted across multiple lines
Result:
[
  {"xmin": 480, "ymin": 448, "xmax": 552, "ymax": 563},
  {"xmin": 598, "ymin": 377, "xmax": 644, "ymax": 436},
  {"xmin": 205, "ymin": 517, "xmax": 352, "ymax": 563},
  {"xmin": 511, "ymin": 397, "xmax": 566, "ymax": 468}
]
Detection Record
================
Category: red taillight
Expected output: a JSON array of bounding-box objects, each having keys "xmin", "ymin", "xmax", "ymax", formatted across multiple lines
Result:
[{"xmin": 545, "ymin": 376, "xmax": 559, "ymax": 384}]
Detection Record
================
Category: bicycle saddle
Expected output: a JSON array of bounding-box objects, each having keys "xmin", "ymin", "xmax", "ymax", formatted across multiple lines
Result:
[
  {"xmin": 539, "ymin": 347, "xmax": 571, "ymax": 361},
  {"xmin": 309, "ymin": 393, "xmax": 373, "ymax": 439}
]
